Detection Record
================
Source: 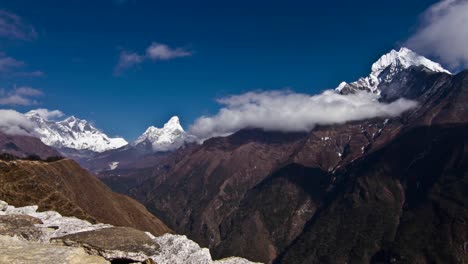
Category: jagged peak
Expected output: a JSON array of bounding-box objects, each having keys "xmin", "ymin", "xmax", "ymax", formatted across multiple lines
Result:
[
  {"xmin": 26, "ymin": 112, "xmax": 128, "ymax": 152},
  {"xmin": 163, "ymin": 116, "xmax": 183, "ymax": 131},
  {"xmin": 133, "ymin": 116, "xmax": 194, "ymax": 151},
  {"xmin": 370, "ymin": 47, "xmax": 451, "ymax": 76},
  {"xmin": 336, "ymin": 47, "xmax": 451, "ymax": 93}
]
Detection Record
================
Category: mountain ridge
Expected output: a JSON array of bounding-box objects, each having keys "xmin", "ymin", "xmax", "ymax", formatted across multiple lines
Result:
[{"xmin": 25, "ymin": 111, "xmax": 128, "ymax": 153}]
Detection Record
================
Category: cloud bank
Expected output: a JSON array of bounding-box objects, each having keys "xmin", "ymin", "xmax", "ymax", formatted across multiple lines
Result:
[
  {"xmin": 115, "ymin": 42, "xmax": 192, "ymax": 75},
  {"xmin": 0, "ymin": 109, "xmax": 34, "ymax": 135},
  {"xmin": 0, "ymin": 86, "xmax": 43, "ymax": 106},
  {"xmin": 189, "ymin": 90, "xmax": 418, "ymax": 140},
  {"xmin": 0, "ymin": 10, "xmax": 37, "ymax": 40},
  {"xmin": 405, "ymin": 0, "xmax": 468, "ymax": 69}
]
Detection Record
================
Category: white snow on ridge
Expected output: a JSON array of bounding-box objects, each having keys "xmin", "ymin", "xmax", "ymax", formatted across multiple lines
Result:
[
  {"xmin": 336, "ymin": 47, "xmax": 451, "ymax": 94},
  {"xmin": 133, "ymin": 116, "xmax": 196, "ymax": 152},
  {"xmin": 25, "ymin": 110, "xmax": 128, "ymax": 153}
]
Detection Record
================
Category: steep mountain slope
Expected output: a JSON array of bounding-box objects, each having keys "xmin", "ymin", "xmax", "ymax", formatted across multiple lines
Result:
[
  {"xmin": 0, "ymin": 158, "xmax": 172, "ymax": 236},
  {"xmin": 119, "ymin": 50, "xmax": 467, "ymax": 263},
  {"xmin": 26, "ymin": 111, "xmax": 128, "ymax": 153},
  {"xmin": 277, "ymin": 124, "xmax": 468, "ymax": 264}
]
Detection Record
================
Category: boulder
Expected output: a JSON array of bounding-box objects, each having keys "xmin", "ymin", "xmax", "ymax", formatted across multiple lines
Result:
[
  {"xmin": 53, "ymin": 227, "xmax": 160, "ymax": 262},
  {"xmin": 0, "ymin": 214, "xmax": 43, "ymax": 241}
]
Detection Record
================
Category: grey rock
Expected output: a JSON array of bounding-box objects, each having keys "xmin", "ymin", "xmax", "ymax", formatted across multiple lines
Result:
[
  {"xmin": 0, "ymin": 235, "xmax": 109, "ymax": 264},
  {"xmin": 0, "ymin": 214, "xmax": 43, "ymax": 241},
  {"xmin": 53, "ymin": 227, "xmax": 160, "ymax": 262}
]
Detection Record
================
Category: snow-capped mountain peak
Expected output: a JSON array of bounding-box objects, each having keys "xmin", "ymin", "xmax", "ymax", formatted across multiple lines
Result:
[
  {"xmin": 370, "ymin": 47, "xmax": 450, "ymax": 77},
  {"xmin": 336, "ymin": 47, "xmax": 451, "ymax": 94},
  {"xmin": 25, "ymin": 110, "xmax": 128, "ymax": 153},
  {"xmin": 163, "ymin": 116, "xmax": 183, "ymax": 131},
  {"xmin": 133, "ymin": 116, "xmax": 195, "ymax": 152}
]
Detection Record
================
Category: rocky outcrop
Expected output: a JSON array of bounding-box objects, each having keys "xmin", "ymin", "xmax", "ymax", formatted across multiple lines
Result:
[{"xmin": 0, "ymin": 200, "xmax": 261, "ymax": 264}]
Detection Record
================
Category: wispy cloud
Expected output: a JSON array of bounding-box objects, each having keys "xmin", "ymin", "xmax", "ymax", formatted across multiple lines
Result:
[
  {"xmin": 0, "ymin": 86, "xmax": 43, "ymax": 106},
  {"xmin": 114, "ymin": 42, "xmax": 192, "ymax": 75},
  {"xmin": 146, "ymin": 43, "xmax": 192, "ymax": 61},
  {"xmin": 0, "ymin": 54, "xmax": 24, "ymax": 72},
  {"xmin": 114, "ymin": 51, "xmax": 144, "ymax": 75},
  {"xmin": 405, "ymin": 0, "xmax": 468, "ymax": 70},
  {"xmin": 0, "ymin": 109, "xmax": 35, "ymax": 135},
  {"xmin": 189, "ymin": 90, "xmax": 418, "ymax": 140},
  {"xmin": 0, "ymin": 10, "xmax": 37, "ymax": 41},
  {"xmin": 0, "ymin": 53, "xmax": 44, "ymax": 77}
]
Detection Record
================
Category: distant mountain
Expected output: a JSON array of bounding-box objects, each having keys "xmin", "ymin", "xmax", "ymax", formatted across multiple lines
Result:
[
  {"xmin": 75, "ymin": 116, "xmax": 196, "ymax": 174},
  {"xmin": 25, "ymin": 111, "xmax": 128, "ymax": 153},
  {"xmin": 133, "ymin": 116, "xmax": 196, "ymax": 152}
]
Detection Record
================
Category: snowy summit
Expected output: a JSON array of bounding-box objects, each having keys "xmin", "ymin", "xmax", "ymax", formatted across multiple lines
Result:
[
  {"xmin": 133, "ymin": 116, "xmax": 195, "ymax": 152},
  {"xmin": 336, "ymin": 47, "xmax": 451, "ymax": 94},
  {"xmin": 26, "ymin": 110, "xmax": 128, "ymax": 153}
]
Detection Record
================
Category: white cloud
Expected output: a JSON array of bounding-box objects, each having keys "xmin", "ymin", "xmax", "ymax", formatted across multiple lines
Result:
[
  {"xmin": 114, "ymin": 42, "xmax": 192, "ymax": 74},
  {"xmin": 0, "ymin": 10, "xmax": 37, "ymax": 40},
  {"xmin": 146, "ymin": 42, "xmax": 192, "ymax": 61},
  {"xmin": 28, "ymin": 108, "xmax": 64, "ymax": 121},
  {"xmin": 114, "ymin": 51, "xmax": 144, "ymax": 75},
  {"xmin": 189, "ymin": 90, "xmax": 418, "ymax": 140},
  {"xmin": 405, "ymin": 0, "xmax": 468, "ymax": 69},
  {"xmin": 0, "ymin": 109, "xmax": 34, "ymax": 135},
  {"xmin": 0, "ymin": 86, "xmax": 43, "ymax": 106}
]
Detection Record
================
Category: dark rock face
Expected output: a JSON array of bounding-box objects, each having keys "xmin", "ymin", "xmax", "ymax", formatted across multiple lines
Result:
[{"xmin": 278, "ymin": 124, "xmax": 468, "ymax": 264}]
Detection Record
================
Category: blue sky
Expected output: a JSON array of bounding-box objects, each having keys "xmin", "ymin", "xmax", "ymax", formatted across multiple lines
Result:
[{"xmin": 0, "ymin": 0, "xmax": 443, "ymax": 139}]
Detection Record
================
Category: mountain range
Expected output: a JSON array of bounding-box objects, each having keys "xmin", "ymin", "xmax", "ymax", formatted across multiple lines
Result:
[
  {"xmin": 23, "ymin": 111, "xmax": 196, "ymax": 172},
  {"xmin": 1, "ymin": 47, "xmax": 467, "ymax": 264},
  {"xmin": 80, "ymin": 47, "xmax": 467, "ymax": 264}
]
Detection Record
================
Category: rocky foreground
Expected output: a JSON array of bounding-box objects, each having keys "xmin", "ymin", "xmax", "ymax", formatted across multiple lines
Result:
[{"xmin": 0, "ymin": 200, "xmax": 260, "ymax": 264}]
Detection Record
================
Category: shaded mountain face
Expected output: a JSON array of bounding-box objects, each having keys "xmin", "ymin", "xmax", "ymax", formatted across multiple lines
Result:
[
  {"xmin": 277, "ymin": 124, "xmax": 468, "ymax": 264},
  {"xmin": 0, "ymin": 158, "xmax": 172, "ymax": 236},
  {"xmin": 104, "ymin": 51, "xmax": 467, "ymax": 263}
]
